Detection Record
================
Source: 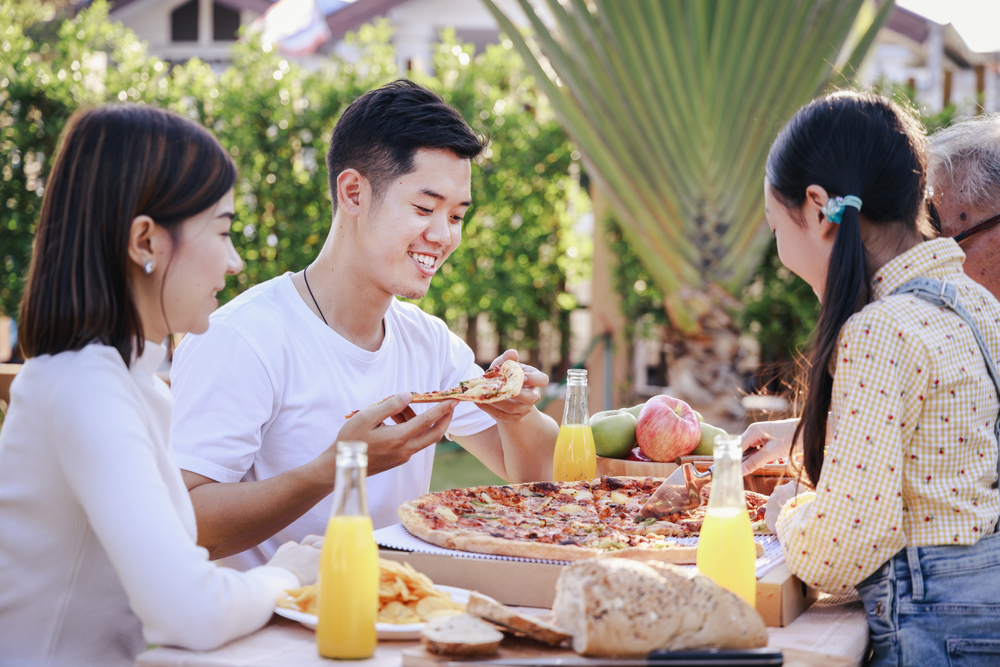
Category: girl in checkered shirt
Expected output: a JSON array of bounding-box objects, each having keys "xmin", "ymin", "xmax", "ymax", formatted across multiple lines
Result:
[{"xmin": 756, "ymin": 91, "xmax": 1000, "ymax": 666}]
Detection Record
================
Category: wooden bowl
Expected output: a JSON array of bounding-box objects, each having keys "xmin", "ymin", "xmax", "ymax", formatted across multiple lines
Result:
[{"xmin": 596, "ymin": 456, "xmax": 677, "ymax": 479}]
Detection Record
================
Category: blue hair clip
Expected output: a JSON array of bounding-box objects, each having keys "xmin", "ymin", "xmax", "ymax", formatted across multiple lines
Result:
[{"xmin": 820, "ymin": 195, "xmax": 862, "ymax": 224}]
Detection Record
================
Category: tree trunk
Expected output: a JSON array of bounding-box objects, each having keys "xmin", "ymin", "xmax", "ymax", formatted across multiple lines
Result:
[
  {"xmin": 526, "ymin": 318, "xmax": 542, "ymax": 371},
  {"xmin": 465, "ymin": 312, "xmax": 479, "ymax": 362},
  {"xmin": 659, "ymin": 284, "xmax": 756, "ymax": 431},
  {"xmin": 556, "ymin": 307, "xmax": 572, "ymax": 380}
]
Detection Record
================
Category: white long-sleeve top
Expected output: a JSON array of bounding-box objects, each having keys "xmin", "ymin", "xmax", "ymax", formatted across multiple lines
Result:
[{"xmin": 0, "ymin": 342, "xmax": 298, "ymax": 667}]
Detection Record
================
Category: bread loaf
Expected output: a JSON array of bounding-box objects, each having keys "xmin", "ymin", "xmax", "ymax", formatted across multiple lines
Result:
[
  {"xmin": 466, "ymin": 591, "xmax": 571, "ymax": 646},
  {"xmin": 421, "ymin": 614, "xmax": 504, "ymax": 657},
  {"xmin": 552, "ymin": 559, "xmax": 767, "ymax": 657}
]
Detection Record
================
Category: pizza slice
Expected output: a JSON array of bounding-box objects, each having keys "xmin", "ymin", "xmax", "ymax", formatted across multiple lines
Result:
[
  {"xmin": 409, "ymin": 359, "xmax": 524, "ymax": 404},
  {"xmin": 345, "ymin": 360, "xmax": 525, "ymax": 419}
]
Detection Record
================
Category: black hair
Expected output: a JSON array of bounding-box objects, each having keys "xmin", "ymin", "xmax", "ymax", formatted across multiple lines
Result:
[
  {"xmin": 19, "ymin": 104, "xmax": 237, "ymax": 366},
  {"xmin": 325, "ymin": 79, "xmax": 487, "ymax": 212},
  {"xmin": 765, "ymin": 91, "xmax": 928, "ymax": 486}
]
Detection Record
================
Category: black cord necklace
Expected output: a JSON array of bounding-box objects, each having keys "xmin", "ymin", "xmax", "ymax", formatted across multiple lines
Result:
[{"xmin": 302, "ymin": 264, "xmax": 329, "ymax": 326}]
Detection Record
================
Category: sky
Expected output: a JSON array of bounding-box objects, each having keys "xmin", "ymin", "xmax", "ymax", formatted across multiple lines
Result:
[{"xmin": 896, "ymin": 0, "xmax": 1000, "ymax": 53}]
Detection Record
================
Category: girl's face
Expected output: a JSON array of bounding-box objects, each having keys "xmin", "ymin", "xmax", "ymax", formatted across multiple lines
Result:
[
  {"xmin": 161, "ymin": 189, "xmax": 242, "ymax": 335},
  {"xmin": 764, "ymin": 180, "xmax": 835, "ymax": 301}
]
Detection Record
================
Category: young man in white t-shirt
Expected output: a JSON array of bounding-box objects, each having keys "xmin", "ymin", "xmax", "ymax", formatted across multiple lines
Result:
[{"xmin": 169, "ymin": 80, "xmax": 559, "ymax": 569}]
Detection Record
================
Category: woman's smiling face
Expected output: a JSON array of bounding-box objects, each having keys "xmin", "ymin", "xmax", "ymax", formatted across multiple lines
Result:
[{"xmin": 160, "ymin": 188, "xmax": 243, "ymax": 335}]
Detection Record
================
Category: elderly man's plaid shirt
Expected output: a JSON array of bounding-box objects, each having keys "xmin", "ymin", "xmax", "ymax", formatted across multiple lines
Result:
[{"xmin": 777, "ymin": 238, "xmax": 1000, "ymax": 594}]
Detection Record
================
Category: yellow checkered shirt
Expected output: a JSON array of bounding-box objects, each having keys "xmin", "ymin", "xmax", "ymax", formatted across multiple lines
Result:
[{"xmin": 777, "ymin": 238, "xmax": 1000, "ymax": 593}]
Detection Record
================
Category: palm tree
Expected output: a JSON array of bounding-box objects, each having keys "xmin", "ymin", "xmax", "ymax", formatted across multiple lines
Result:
[{"xmin": 483, "ymin": 0, "xmax": 893, "ymax": 416}]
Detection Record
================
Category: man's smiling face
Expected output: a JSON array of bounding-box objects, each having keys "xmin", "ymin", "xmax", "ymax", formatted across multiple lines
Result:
[{"xmin": 357, "ymin": 148, "xmax": 471, "ymax": 300}]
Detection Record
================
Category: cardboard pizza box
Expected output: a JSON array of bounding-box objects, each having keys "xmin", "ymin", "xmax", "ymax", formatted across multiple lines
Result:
[
  {"xmin": 379, "ymin": 548, "xmax": 817, "ymax": 627},
  {"xmin": 755, "ymin": 562, "xmax": 820, "ymax": 628}
]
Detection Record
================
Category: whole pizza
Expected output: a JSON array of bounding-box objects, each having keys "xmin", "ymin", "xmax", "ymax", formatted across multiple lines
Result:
[{"xmin": 397, "ymin": 476, "xmax": 768, "ymax": 563}]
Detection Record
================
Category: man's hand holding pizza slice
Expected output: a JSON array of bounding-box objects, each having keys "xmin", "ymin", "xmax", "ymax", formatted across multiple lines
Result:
[
  {"xmin": 345, "ymin": 349, "xmax": 556, "ymax": 483},
  {"xmin": 473, "ymin": 350, "xmax": 548, "ymax": 425},
  {"xmin": 336, "ymin": 393, "xmax": 458, "ymax": 477}
]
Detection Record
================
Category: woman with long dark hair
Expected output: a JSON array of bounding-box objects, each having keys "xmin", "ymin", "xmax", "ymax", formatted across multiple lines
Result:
[
  {"xmin": 0, "ymin": 105, "xmax": 315, "ymax": 666},
  {"xmin": 756, "ymin": 90, "xmax": 1000, "ymax": 665}
]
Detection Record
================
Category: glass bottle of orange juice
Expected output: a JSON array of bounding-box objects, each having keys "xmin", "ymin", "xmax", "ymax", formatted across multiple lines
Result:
[
  {"xmin": 316, "ymin": 441, "xmax": 379, "ymax": 659},
  {"xmin": 552, "ymin": 369, "xmax": 596, "ymax": 481},
  {"xmin": 696, "ymin": 434, "xmax": 757, "ymax": 607}
]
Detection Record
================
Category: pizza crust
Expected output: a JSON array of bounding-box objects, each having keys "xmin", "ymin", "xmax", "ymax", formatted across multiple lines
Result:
[{"xmin": 396, "ymin": 502, "xmax": 594, "ymax": 561}]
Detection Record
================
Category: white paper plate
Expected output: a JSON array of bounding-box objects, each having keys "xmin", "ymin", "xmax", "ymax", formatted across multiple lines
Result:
[{"xmin": 274, "ymin": 585, "xmax": 470, "ymax": 641}]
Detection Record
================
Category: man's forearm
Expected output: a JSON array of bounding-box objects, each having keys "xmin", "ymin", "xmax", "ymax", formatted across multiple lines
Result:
[
  {"xmin": 496, "ymin": 408, "xmax": 558, "ymax": 482},
  {"xmin": 186, "ymin": 466, "xmax": 333, "ymax": 560}
]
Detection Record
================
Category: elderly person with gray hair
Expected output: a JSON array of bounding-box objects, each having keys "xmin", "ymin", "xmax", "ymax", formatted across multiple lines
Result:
[{"xmin": 928, "ymin": 113, "xmax": 1000, "ymax": 299}]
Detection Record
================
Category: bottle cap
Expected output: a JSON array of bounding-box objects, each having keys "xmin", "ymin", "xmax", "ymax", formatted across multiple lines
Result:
[
  {"xmin": 336, "ymin": 440, "xmax": 368, "ymax": 467},
  {"xmin": 713, "ymin": 434, "xmax": 741, "ymax": 459}
]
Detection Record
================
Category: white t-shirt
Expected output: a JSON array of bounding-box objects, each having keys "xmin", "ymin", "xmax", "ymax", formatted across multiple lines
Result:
[
  {"xmin": 0, "ymin": 342, "xmax": 297, "ymax": 667},
  {"xmin": 170, "ymin": 273, "xmax": 495, "ymax": 570}
]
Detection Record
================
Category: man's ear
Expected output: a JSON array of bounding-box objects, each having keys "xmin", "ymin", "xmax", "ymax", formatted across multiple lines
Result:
[{"xmin": 336, "ymin": 169, "xmax": 367, "ymax": 217}]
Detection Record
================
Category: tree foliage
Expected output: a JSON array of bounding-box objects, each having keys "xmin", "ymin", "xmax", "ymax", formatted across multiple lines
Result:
[
  {"xmin": 0, "ymin": 1, "xmax": 586, "ymax": 373},
  {"xmin": 483, "ymin": 0, "xmax": 894, "ymax": 336}
]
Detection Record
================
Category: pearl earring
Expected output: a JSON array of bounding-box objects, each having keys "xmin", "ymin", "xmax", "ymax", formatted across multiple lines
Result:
[{"xmin": 143, "ymin": 260, "xmax": 154, "ymax": 275}]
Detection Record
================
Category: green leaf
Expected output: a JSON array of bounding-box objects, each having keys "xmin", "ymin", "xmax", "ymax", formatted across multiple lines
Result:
[{"xmin": 483, "ymin": 0, "xmax": 892, "ymax": 330}]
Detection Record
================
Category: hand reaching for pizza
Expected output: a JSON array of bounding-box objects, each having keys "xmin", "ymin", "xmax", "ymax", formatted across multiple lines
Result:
[
  {"xmin": 334, "ymin": 393, "xmax": 457, "ymax": 476},
  {"xmin": 475, "ymin": 349, "xmax": 548, "ymax": 424},
  {"xmin": 739, "ymin": 418, "xmax": 798, "ymax": 476}
]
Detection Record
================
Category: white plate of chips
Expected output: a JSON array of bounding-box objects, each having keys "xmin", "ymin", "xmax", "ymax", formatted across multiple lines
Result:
[
  {"xmin": 275, "ymin": 560, "xmax": 470, "ymax": 640},
  {"xmin": 275, "ymin": 584, "xmax": 469, "ymax": 640}
]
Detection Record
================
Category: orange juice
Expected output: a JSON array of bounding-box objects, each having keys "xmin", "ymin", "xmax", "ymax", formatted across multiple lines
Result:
[
  {"xmin": 696, "ymin": 506, "xmax": 756, "ymax": 606},
  {"xmin": 316, "ymin": 515, "xmax": 379, "ymax": 659},
  {"xmin": 552, "ymin": 424, "xmax": 597, "ymax": 481}
]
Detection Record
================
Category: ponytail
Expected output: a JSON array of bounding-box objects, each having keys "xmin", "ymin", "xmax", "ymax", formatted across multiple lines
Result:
[{"xmin": 793, "ymin": 205, "xmax": 867, "ymax": 484}]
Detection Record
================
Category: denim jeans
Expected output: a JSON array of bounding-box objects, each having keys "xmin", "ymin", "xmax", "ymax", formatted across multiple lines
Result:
[{"xmin": 855, "ymin": 531, "xmax": 1000, "ymax": 666}]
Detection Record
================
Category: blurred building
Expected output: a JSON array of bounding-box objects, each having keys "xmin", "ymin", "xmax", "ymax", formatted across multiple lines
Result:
[
  {"xmin": 108, "ymin": 1, "xmax": 999, "ymax": 112},
  {"xmin": 860, "ymin": 4, "xmax": 999, "ymax": 114},
  {"xmin": 322, "ymin": 0, "xmax": 527, "ymax": 74},
  {"xmin": 106, "ymin": 0, "xmax": 519, "ymax": 70},
  {"xmin": 109, "ymin": 0, "xmax": 272, "ymax": 67}
]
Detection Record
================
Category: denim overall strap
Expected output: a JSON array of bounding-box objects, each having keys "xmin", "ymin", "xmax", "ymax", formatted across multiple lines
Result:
[{"xmin": 892, "ymin": 277, "xmax": 1000, "ymax": 545}]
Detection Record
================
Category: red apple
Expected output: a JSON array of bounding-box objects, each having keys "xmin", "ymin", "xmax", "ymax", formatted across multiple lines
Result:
[
  {"xmin": 636, "ymin": 395, "xmax": 702, "ymax": 462},
  {"xmin": 626, "ymin": 446, "xmax": 652, "ymax": 462}
]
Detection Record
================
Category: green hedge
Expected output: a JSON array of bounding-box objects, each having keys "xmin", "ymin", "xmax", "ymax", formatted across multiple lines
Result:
[{"xmin": 0, "ymin": 0, "xmax": 588, "ymax": 370}]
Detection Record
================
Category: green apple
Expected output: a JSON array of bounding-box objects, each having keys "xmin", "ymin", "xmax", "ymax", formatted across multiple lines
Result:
[
  {"xmin": 692, "ymin": 409, "xmax": 704, "ymax": 423},
  {"xmin": 624, "ymin": 403, "xmax": 645, "ymax": 419},
  {"xmin": 693, "ymin": 422, "xmax": 730, "ymax": 456},
  {"xmin": 590, "ymin": 410, "xmax": 638, "ymax": 458}
]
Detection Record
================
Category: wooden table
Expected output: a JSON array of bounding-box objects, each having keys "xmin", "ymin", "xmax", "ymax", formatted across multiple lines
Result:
[{"xmin": 136, "ymin": 592, "xmax": 869, "ymax": 667}]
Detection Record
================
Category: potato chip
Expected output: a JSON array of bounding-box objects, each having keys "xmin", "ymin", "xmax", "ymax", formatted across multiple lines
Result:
[
  {"xmin": 415, "ymin": 595, "xmax": 455, "ymax": 619},
  {"xmin": 281, "ymin": 558, "xmax": 464, "ymax": 625}
]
